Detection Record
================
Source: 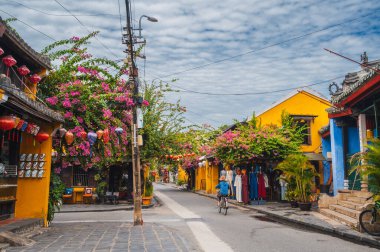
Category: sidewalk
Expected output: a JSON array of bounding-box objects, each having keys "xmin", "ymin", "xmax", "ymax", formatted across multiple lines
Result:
[
  {"xmin": 59, "ymin": 198, "xmax": 157, "ymax": 213},
  {"xmin": 164, "ymin": 183, "xmax": 380, "ymax": 248}
]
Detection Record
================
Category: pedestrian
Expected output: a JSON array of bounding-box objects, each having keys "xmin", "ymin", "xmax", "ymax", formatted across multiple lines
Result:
[{"xmin": 215, "ymin": 175, "xmax": 229, "ymax": 206}]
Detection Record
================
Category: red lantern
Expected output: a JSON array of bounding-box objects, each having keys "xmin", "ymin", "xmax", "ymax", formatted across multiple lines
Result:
[
  {"xmin": 103, "ymin": 128, "xmax": 110, "ymax": 144},
  {"xmin": 36, "ymin": 131, "xmax": 49, "ymax": 143},
  {"xmin": 17, "ymin": 65, "xmax": 30, "ymax": 76},
  {"xmin": 2, "ymin": 55, "xmax": 17, "ymax": 76},
  {"xmin": 80, "ymin": 131, "xmax": 87, "ymax": 141},
  {"xmin": 29, "ymin": 74, "xmax": 41, "ymax": 84},
  {"xmin": 0, "ymin": 48, "xmax": 4, "ymax": 56},
  {"xmin": 0, "ymin": 116, "xmax": 16, "ymax": 131}
]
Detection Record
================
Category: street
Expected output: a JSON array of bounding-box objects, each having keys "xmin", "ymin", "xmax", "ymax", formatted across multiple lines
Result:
[{"xmin": 6, "ymin": 183, "xmax": 379, "ymax": 252}]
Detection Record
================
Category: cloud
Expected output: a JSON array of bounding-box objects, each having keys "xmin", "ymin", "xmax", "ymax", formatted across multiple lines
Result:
[{"xmin": 1, "ymin": 0, "xmax": 380, "ymax": 127}]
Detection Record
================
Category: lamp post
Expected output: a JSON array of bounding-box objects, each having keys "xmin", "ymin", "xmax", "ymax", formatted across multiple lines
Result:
[{"xmin": 136, "ymin": 15, "xmax": 158, "ymax": 39}]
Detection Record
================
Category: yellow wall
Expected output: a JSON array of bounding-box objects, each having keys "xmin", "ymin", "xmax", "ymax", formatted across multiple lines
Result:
[
  {"xmin": 195, "ymin": 161, "xmax": 219, "ymax": 194},
  {"xmin": 195, "ymin": 166, "xmax": 206, "ymax": 190},
  {"xmin": 257, "ymin": 90, "xmax": 331, "ymax": 153},
  {"xmin": 177, "ymin": 165, "xmax": 188, "ymax": 183},
  {"xmin": 15, "ymin": 124, "xmax": 57, "ymax": 227}
]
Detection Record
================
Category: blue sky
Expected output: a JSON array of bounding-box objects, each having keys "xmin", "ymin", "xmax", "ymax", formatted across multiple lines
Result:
[{"xmin": 1, "ymin": 0, "xmax": 380, "ymax": 127}]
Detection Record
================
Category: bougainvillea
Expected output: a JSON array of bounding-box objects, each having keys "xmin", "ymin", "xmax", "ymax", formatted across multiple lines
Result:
[{"xmin": 39, "ymin": 32, "xmax": 135, "ymax": 171}]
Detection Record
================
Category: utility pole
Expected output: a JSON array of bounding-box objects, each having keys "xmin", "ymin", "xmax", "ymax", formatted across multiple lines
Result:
[{"xmin": 124, "ymin": 0, "xmax": 143, "ymax": 225}]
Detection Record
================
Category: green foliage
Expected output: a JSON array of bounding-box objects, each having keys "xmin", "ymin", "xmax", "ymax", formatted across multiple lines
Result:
[
  {"xmin": 144, "ymin": 179, "xmax": 153, "ymax": 197},
  {"xmin": 47, "ymin": 173, "xmax": 65, "ymax": 224},
  {"xmin": 276, "ymin": 154, "xmax": 319, "ymax": 203},
  {"xmin": 350, "ymin": 138, "xmax": 380, "ymax": 195}
]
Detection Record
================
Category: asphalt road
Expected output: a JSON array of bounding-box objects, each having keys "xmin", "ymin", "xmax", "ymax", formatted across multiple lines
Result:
[{"xmin": 52, "ymin": 183, "xmax": 378, "ymax": 252}]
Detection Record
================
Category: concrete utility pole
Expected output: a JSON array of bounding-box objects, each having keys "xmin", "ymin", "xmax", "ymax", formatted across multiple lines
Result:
[{"xmin": 124, "ymin": 0, "xmax": 143, "ymax": 225}]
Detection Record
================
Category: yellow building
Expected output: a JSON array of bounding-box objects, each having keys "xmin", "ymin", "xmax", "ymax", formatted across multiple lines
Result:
[
  {"xmin": 195, "ymin": 157, "xmax": 219, "ymax": 194},
  {"xmin": 177, "ymin": 165, "xmax": 188, "ymax": 184},
  {"xmin": 0, "ymin": 19, "xmax": 64, "ymax": 226},
  {"xmin": 255, "ymin": 88, "xmax": 331, "ymax": 185}
]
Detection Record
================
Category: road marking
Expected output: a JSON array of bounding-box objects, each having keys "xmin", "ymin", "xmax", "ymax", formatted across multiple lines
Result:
[{"xmin": 155, "ymin": 190, "xmax": 233, "ymax": 252}]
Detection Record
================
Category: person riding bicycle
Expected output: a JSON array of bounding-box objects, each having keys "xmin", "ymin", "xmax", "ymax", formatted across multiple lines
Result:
[{"xmin": 215, "ymin": 175, "xmax": 229, "ymax": 206}]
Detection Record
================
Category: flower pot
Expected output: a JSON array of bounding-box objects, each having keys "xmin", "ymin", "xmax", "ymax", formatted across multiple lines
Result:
[
  {"xmin": 298, "ymin": 202, "xmax": 312, "ymax": 211},
  {"xmin": 290, "ymin": 201, "xmax": 299, "ymax": 208},
  {"xmin": 142, "ymin": 196, "xmax": 153, "ymax": 206}
]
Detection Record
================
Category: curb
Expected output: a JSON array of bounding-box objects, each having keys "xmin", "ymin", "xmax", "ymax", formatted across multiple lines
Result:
[
  {"xmin": 59, "ymin": 202, "xmax": 156, "ymax": 213},
  {"xmin": 192, "ymin": 190, "xmax": 380, "ymax": 248}
]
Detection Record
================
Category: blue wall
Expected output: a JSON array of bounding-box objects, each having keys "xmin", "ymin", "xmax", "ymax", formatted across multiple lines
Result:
[
  {"xmin": 330, "ymin": 119, "xmax": 345, "ymax": 195},
  {"xmin": 347, "ymin": 127, "xmax": 360, "ymax": 155},
  {"xmin": 321, "ymin": 136, "xmax": 331, "ymax": 185}
]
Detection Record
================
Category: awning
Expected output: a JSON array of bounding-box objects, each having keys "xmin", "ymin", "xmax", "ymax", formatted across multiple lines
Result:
[{"xmin": 304, "ymin": 152, "xmax": 326, "ymax": 161}]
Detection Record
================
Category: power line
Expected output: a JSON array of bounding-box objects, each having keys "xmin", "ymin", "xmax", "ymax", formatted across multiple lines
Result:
[
  {"xmin": 0, "ymin": 9, "xmax": 57, "ymax": 41},
  {"xmin": 117, "ymin": 0, "xmax": 124, "ymax": 38},
  {"xmin": 155, "ymin": 75, "xmax": 344, "ymax": 96},
  {"xmin": 54, "ymin": 0, "xmax": 119, "ymax": 59},
  {"xmin": 156, "ymin": 10, "xmax": 378, "ymax": 80},
  {"xmin": 8, "ymin": 0, "xmax": 122, "ymax": 17}
]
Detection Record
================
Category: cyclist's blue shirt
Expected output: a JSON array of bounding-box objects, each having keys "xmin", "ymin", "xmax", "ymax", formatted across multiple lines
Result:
[{"xmin": 216, "ymin": 181, "xmax": 229, "ymax": 195}]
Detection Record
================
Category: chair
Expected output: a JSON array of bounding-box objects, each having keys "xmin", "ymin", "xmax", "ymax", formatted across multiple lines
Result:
[
  {"xmin": 63, "ymin": 188, "xmax": 73, "ymax": 204},
  {"xmin": 82, "ymin": 187, "xmax": 93, "ymax": 204}
]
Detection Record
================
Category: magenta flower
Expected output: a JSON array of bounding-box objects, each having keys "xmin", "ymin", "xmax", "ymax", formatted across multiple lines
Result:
[
  {"xmin": 71, "ymin": 36, "xmax": 80, "ymax": 41},
  {"xmin": 62, "ymin": 98, "xmax": 72, "ymax": 108},
  {"xmin": 70, "ymin": 91, "xmax": 81, "ymax": 97},
  {"xmin": 77, "ymin": 116, "xmax": 83, "ymax": 123},
  {"xmin": 46, "ymin": 96, "xmax": 58, "ymax": 106},
  {"xmin": 54, "ymin": 167, "xmax": 61, "ymax": 174},
  {"xmin": 64, "ymin": 111, "xmax": 73, "ymax": 119},
  {"xmin": 102, "ymin": 109, "xmax": 112, "ymax": 119},
  {"xmin": 142, "ymin": 100, "xmax": 149, "ymax": 106},
  {"xmin": 101, "ymin": 82, "xmax": 110, "ymax": 92}
]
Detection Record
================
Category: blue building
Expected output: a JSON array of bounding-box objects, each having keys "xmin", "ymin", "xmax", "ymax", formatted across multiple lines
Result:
[{"xmin": 321, "ymin": 56, "xmax": 380, "ymax": 195}]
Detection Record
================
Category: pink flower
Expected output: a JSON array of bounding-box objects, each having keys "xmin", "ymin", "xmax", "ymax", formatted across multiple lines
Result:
[
  {"xmin": 101, "ymin": 82, "xmax": 110, "ymax": 92},
  {"xmin": 126, "ymin": 98, "xmax": 135, "ymax": 106},
  {"xmin": 54, "ymin": 167, "xmax": 61, "ymax": 174},
  {"xmin": 46, "ymin": 96, "xmax": 58, "ymax": 106},
  {"xmin": 78, "ymin": 105, "xmax": 87, "ymax": 112},
  {"xmin": 142, "ymin": 100, "xmax": 149, "ymax": 106},
  {"xmin": 77, "ymin": 117, "xmax": 83, "ymax": 123},
  {"xmin": 64, "ymin": 111, "xmax": 73, "ymax": 119},
  {"xmin": 70, "ymin": 91, "xmax": 81, "ymax": 97},
  {"xmin": 62, "ymin": 98, "xmax": 72, "ymax": 108},
  {"xmin": 102, "ymin": 109, "xmax": 112, "ymax": 119},
  {"xmin": 71, "ymin": 98, "xmax": 80, "ymax": 105},
  {"xmin": 71, "ymin": 36, "xmax": 80, "ymax": 41}
]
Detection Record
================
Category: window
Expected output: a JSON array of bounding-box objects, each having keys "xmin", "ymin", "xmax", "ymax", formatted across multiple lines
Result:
[
  {"xmin": 73, "ymin": 166, "xmax": 89, "ymax": 186},
  {"xmin": 293, "ymin": 118, "xmax": 312, "ymax": 145}
]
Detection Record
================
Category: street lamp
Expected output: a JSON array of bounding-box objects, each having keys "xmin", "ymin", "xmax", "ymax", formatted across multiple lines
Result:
[{"xmin": 136, "ymin": 15, "xmax": 158, "ymax": 39}]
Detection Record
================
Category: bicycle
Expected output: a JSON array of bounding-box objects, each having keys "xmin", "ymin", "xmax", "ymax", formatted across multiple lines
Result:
[
  {"xmin": 359, "ymin": 195, "xmax": 380, "ymax": 236},
  {"xmin": 218, "ymin": 195, "xmax": 228, "ymax": 215}
]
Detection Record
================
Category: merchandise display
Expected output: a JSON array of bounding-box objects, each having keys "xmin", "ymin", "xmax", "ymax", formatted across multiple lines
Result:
[{"xmin": 18, "ymin": 153, "xmax": 46, "ymax": 179}]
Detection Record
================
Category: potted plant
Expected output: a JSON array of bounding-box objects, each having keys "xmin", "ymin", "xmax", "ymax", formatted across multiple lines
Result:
[
  {"xmin": 142, "ymin": 179, "xmax": 154, "ymax": 205},
  {"xmin": 276, "ymin": 154, "xmax": 319, "ymax": 211}
]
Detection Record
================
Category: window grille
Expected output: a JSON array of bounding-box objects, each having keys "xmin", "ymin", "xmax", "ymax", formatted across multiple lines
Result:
[{"xmin": 73, "ymin": 166, "xmax": 89, "ymax": 186}]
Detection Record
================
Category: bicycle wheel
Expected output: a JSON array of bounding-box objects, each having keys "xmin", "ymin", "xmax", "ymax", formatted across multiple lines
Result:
[
  {"xmin": 224, "ymin": 205, "xmax": 228, "ymax": 215},
  {"xmin": 218, "ymin": 201, "xmax": 222, "ymax": 213},
  {"xmin": 359, "ymin": 209, "xmax": 380, "ymax": 236}
]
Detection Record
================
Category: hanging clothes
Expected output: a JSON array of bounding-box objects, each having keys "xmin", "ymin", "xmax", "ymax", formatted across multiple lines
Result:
[
  {"xmin": 249, "ymin": 172, "xmax": 258, "ymax": 200},
  {"xmin": 234, "ymin": 174, "xmax": 242, "ymax": 202},
  {"xmin": 226, "ymin": 170, "xmax": 234, "ymax": 196},
  {"xmin": 232, "ymin": 170, "xmax": 236, "ymax": 199},
  {"xmin": 241, "ymin": 173, "xmax": 249, "ymax": 204},
  {"xmin": 258, "ymin": 172, "xmax": 267, "ymax": 199}
]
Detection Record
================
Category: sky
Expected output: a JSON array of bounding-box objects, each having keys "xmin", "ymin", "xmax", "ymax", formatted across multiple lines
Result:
[{"xmin": 1, "ymin": 0, "xmax": 380, "ymax": 128}]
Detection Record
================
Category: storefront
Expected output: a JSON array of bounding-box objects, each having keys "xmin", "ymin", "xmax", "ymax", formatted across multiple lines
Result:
[{"xmin": 0, "ymin": 18, "xmax": 64, "ymax": 225}]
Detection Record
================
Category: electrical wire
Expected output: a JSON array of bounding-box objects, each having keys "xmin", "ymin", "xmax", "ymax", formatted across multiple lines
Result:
[
  {"xmin": 156, "ymin": 10, "xmax": 378, "ymax": 80},
  {"xmin": 54, "ymin": 0, "xmax": 119, "ymax": 59},
  {"xmin": 8, "ymin": 0, "xmax": 122, "ymax": 17},
  {"xmin": 117, "ymin": 0, "xmax": 124, "ymax": 39},
  {"xmin": 0, "ymin": 9, "xmax": 57, "ymax": 42},
  {"xmin": 153, "ymin": 75, "xmax": 344, "ymax": 96}
]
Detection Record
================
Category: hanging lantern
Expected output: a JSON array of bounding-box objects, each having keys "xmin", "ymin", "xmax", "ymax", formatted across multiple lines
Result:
[
  {"xmin": 80, "ymin": 131, "xmax": 87, "ymax": 141},
  {"xmin": 12, "ymin": 117, "xmax": 20, "ymax": 129},
  {"xmin": 29, "ymin": 74, "xmax": 41, "ymax": 84},
  {"xmin": 115, "ymin": 127, "xmax": 123, "ymax": 135},
  {"xmin": 87, "ymin": 132, "xmax": 97, "ymax": 146},
  {"xmin": 16, "ymin": 119, "xmax": 24, "ymax": 130},
  {"xmin": 0, "ymin": 116, "xmax": 16, "ymax": 131},
  {"xmin": 59, "ymin": 128, "xmax": 67, "ymax": 138},
  {"xmin": 36, "ymin": 131, "xmax": 49, "ymax": 143},
  {"xmin": 0, "ymin": 48, "xmax": 4, "ymax": 56},
  {"xmin": 65, "ymin": 131, "xmax": 74, "ymax": 145},
  {"xmin": 103, "ymin": 128, "xmax": 110, "ymax": 144},
  {"xmin": 26, "ymin": 124, "xmax": 33, "ymax": 134},
  {"xmin": 17, "ymin": 65, "xmax": 30, "ymax": 76},
  {"xmin": 96, "ymin": 130, "xmax": 104, "ymax": 139},
  {"xmin": 2, "ymin": 55, "xmax": 17, "ymax": 76}
]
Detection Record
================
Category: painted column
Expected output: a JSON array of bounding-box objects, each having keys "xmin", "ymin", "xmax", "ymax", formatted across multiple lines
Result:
[
  {"xmin": 330, "ymin": 119, "xmax": 345, "ymax": 195},
  {"xmin": 358, "ymin": 114, "xmax": 368, "ymax": 192}
]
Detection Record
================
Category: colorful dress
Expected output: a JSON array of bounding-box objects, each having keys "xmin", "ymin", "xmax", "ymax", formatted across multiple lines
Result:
[{"xmin": 242, "ymin": 174, "xmax": 249, "ymax": 204}]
